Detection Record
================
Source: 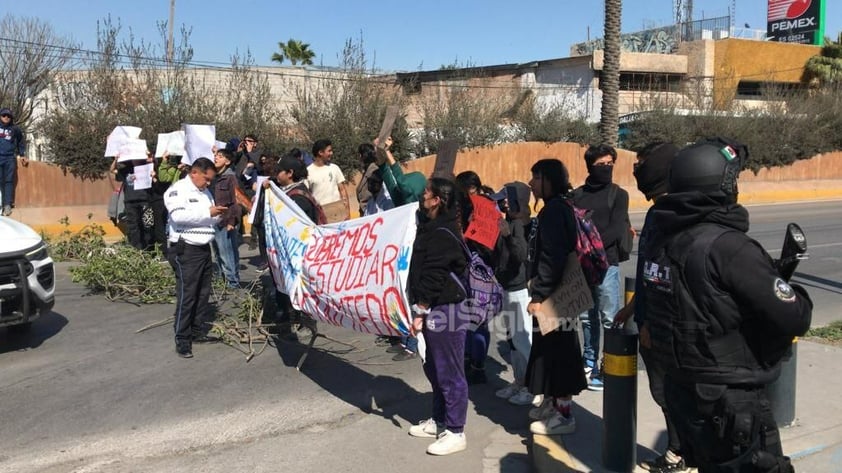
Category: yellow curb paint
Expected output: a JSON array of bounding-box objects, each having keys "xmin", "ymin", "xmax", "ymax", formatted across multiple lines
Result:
[
  {"xmin": 532, "ymin": 433, "xmax": 579, "ymax": 472},
  {"xmin": 33, "ymin": 222, "xmax": 123, "ymax": 239},
  {"xmin": 604, "ymin": 353, "xmax": 637, "ymax": 377}
]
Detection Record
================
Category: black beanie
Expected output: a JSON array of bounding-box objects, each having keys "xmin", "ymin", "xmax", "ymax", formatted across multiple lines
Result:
[{"xmin": 633, "ymin": 143, "xmax": 679, "ymax": 200}]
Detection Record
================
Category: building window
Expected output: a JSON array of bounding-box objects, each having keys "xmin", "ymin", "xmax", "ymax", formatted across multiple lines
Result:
[
  {"xmin": 736, "ymin": 81, "xmax": 805, "ymax": 100},
  {"xmin": 612, "ymin": 72, "xmax": 683, "ymax": 92}
]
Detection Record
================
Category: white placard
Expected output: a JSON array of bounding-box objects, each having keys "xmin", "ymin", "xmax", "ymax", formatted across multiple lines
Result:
[
  {"xmin": 117, "ymin": 139, "xmax": 148, "ymax": 162},
  {"xmin": 132, "ymin": 163, "xmax": 154, "ymax": 190},
  {"xmin": 214, "ymin": 140, "xmax": 227, "ymax": 152},
  {"xmin": 105, "ymin": 126, "xmax": 142, "ymax": 157},
  {"xmin": 182, "ymin": 124, "xmax": 216, "ymax": 165},
  {"xmin": 154, "ymin": 131, "xmax": 186, "ymax": 157}
]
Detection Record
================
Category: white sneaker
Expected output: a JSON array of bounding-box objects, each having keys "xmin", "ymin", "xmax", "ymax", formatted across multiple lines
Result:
[
  {"xmin": 495, "ymin": 382, "xmax": 520, "ymax": 399},
  {"xmin": 530, "ymin": 411, "xmax": 576, "ymax": 435},
  {"xmin": 409, "ymin": 418, "xmax": 443, "ymax": 438},
  {"xmin": 528, "ymin": 400, "xmax": 556, "ymax": 420},
  {"xmin": 508, "ymin": 387, "xmax": 535, "ymax": 406},
  {"xmin": 426, "ymin": 430, "xmax": 467, "ymax": 455}
]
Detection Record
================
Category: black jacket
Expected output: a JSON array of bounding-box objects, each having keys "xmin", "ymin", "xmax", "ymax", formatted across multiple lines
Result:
[
  {"xmin": 572, "ymin": 181, "xmax": 629, "ymax": 265},
  {"xmin": 643, "ymin": 191, "xmax": 812, "ymax": 386},
  {"xmin": 409, "ymin": 211, "xmax": 468, "ymax": 308},
  {"xmin": 496, "ymin": 218, "xmax": 529, "ymax": 291},
  {"xmin": 115, "ymin": 162, "xmax": 150, "ymax": 203},
  {"xmin": 528, "ymin": 196, "xmax": 577, "ymax": 303},
  {"xmin": 286, "ymin": 182, "xmax": 319, "ymax": 223}
]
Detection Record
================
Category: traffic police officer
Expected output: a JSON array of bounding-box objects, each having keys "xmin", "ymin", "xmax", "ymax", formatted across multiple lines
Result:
[
  {"xmin": 164, "ymin": 157, "xmax": 228, "ymax": 358},
  {"xmin": 640, "ymin": 138, "xmax": 812, "ymax": 472}
]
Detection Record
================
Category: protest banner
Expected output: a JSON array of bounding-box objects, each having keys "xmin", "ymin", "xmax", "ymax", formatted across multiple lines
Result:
[
  {"xmin": 117, "ymin": 139, "xmax": 149, "ymax": 162},
  {"xmin": 105, "ymin": 126, "xmax": 142, "ymax": 157},
  {"xmin": 182, "ymin": 124, "xmax": 215, "ymax": 165},
  {"xmin": 375, "ymin": 105, "xmax": 400, "ymax": 165},
  {"xmin": 154, "ymin": 131, "xmax": 186, "ymax": 157},
  {"xmin": 464, "ymin": 194, "xmax": 501, "ymax": 250},
  {"xmin": 534, "ymin": 252, "xmax": 594, "ymax": 335},
  {"xmin": 432, "ymin": 140, "xmax": 459, "ymax": 179},
  {"xmin": 263, "ymin": 183, "xmax": 417, "ymax": 336}
]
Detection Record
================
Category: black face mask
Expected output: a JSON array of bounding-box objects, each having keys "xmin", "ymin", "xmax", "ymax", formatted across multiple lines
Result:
[
  {"xmin": 588, "ymin": 165, "xmax": 613, "ymax": 185},
  {"xmin": 633, "ymin": 161, "xmax": 667, "ymax": 200}
]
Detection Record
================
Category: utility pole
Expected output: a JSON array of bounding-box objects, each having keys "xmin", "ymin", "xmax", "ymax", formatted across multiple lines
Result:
[{"xmin": 167, "ymin": 0, "xmax": 175, "ymax": 64}]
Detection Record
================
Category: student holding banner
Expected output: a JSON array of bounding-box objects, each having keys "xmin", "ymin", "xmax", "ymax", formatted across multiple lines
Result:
[
  {"xmin": 524, "ymin": 159, "xmax": 588, "ymax": 436},
  {"xmin": 407, "ymin": 177, "xmax": 469, "ymax": 456}
]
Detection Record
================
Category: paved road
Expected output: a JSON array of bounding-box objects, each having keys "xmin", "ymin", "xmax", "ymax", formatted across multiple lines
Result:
[
  {"xmin": 0, "ymin": 259, "xmax": 531, "ymax": 473},
  {"xmin": 628, "ymin": 199, "xmax": 842, "ymax": 327},
  {"xmin": 0, "ymin": 200, "xmax": 838, "ymax": 473}
]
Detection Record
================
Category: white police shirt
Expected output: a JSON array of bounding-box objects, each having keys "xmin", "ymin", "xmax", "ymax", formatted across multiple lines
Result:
[{"xmin": 164, "ymin": 176, "xmax": 219, "ymax": 245}]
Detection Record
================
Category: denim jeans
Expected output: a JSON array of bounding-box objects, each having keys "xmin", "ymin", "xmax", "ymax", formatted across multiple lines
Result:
[
  {"xmin": 400, "ymin": 334, "xmax": 418, "ymax": 353},
  {"xmin": 0, "ymin": 155, "xmax": 17, "ymax": 208},
  {"xmin": 214, "ymin": 226, "xmax": 241, "ymax": 285},
  {"xmin": 580, "ymin": 264, "xmax": 621, "ymax": 364}
]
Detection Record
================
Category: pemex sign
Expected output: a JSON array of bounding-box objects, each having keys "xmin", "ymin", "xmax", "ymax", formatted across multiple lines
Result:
[{"xmin": 767, "ymin": 0, "xmax": 826, "ymax": 45}]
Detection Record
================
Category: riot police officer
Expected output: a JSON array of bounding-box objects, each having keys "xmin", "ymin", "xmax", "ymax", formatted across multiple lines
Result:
[{"xmin": 640, "ymin": 138, "xmax": 812, "ymax": 473}]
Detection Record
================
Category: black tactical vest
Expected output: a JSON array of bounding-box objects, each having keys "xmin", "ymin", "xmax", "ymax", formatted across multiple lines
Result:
[{"xmin": 642, "ymin": 223, "xmax": 777, "ymax": 386}]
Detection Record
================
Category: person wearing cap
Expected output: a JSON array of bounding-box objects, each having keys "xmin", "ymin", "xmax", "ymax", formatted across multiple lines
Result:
[
  {"xmin": 264, "ymin": 154, "xmax": 322, "ymax": 340},
  {"xmin": 640, "ymin": 137, "xmax": 812, "ymax": 472},
  {"xmin": 211, "ymin": 149, "xmax": 243, "ymax": 289},
  {"xmin": 0, "ymin": 108, "xmax": 28, "ymax": 216}
]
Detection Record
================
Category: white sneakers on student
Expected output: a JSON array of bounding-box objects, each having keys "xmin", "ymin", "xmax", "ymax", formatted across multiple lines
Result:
[
  {"xmin": 495, "ymin": 382, "xmax": 520, "ymax": 399},
  {"xmin": 529, "ymin": 400, "xmax": 556, "ymax": 420},
  {"xmin": 508, "ymin": 387, "xmax": 535, "ymax": 406},
  {"xmin": 426, "ymin": 430, "xmax": 467, "ymax": 455},
  {"xmin": 530, "ymin": 411, "xmax": 576, "ymax": 435},
  {"xmin": 408, "ymin": 418, "xmax": 443, "ymax": 438}
]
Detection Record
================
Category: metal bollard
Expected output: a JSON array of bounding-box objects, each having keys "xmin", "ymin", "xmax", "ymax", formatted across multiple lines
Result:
[
  {"xmin": 624, "ymin": 276, "xmax": 635, "ymax": 305},
  {"xmin": 766, "ymin": 338, "xmax": 798, "ymax": 428},
  {"xmin": 603, "ymin": 327, "xmax": 638, "ymax": 472}
]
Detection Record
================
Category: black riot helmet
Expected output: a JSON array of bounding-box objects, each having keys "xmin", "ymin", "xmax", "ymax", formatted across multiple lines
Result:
[{"xmin": 669, "ymin": 137, "xmax": 748, "ymax": 202}]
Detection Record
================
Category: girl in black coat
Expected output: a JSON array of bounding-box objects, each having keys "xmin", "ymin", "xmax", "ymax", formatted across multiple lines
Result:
[
  {"xmin": 525, "ymin": 159, "xmax": 588, "ymax": 436},
  {"xmin": 407, "ymin": 177, "xmax": 470, "ymax": 456}
]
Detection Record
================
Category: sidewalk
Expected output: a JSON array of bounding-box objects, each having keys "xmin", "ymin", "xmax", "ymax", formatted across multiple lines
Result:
[{"xmin": 530, "ymin": 340, "xmax": 842, "ymax": 472}]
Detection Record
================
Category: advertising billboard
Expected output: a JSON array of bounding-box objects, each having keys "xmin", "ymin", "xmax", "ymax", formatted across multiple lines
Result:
[{"xmin": 767, "ymin": 0, "xmax": 826, "ymax": 45}]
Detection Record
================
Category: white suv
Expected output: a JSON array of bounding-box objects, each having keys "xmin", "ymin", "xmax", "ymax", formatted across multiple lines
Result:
[{"xmin": 0, "ymin": 217, "xmax": 55, "ymax": 331}]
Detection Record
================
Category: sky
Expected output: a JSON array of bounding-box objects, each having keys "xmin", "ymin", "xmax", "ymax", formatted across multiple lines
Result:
[{"xmin": 2, "ymin": 0, "xmax": 840, "ymax": 72}]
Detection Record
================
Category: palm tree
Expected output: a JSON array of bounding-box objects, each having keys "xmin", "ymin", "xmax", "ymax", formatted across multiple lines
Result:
[
  {"xmin": 803, "ymin": 33, "xmax": 842, "ymax": 88},
  {"xmin": 599, "ymin": 0, "xmax": 622, "ymax": 147},
  {"xmin": 271, "ymin": 39, "xmax": 316, "ymax": 66}
]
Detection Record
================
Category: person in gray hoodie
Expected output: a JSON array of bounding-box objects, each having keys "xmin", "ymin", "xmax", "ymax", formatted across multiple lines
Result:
[{"xmin": 0, "ymin": 108, "xmax": 27, "ymax": 216}]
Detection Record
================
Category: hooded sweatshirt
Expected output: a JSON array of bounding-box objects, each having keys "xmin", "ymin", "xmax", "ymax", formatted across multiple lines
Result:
[{"xmin": 0, "ymin": 118, "xmax": 26, "ymax": 158}]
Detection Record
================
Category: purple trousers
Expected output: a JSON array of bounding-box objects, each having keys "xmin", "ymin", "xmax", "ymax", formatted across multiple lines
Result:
[{"xmin": 422, "ymin": 304, "xmax": 468, "ymax": 433}]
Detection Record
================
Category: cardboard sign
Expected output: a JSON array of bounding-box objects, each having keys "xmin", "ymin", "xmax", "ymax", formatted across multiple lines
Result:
[
  {"xmin": 432, "ymin": 140, "xmax": 459, "ymax": 179},
  {"xmin": 376, "ymin": 105, "xmax": 400, "ymax": 147},
  {"xmin": 464, "ymin": 194, "xmax": 501, "ymax": 250},
  {"xmin": 105, "ymin": 126, "xmax": 142, "ymax": 157},
  {"xmin": 534, "ymin": 252, "xmax": 594, "ymax": 335}
]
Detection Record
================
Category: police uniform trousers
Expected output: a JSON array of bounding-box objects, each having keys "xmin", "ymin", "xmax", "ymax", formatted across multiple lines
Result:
[
  {"xmin": 168, "ymin": 241, "xmax": 214, "ymax": 342},
  {"xmin": 664, "ymin": 376, "xmax": 793, "ymax": 473}
]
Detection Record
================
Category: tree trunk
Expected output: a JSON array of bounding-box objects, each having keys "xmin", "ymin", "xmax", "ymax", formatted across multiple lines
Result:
[{"xmin": 600, "ymin": 0, "xmax": 622, "ymax": 147}]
